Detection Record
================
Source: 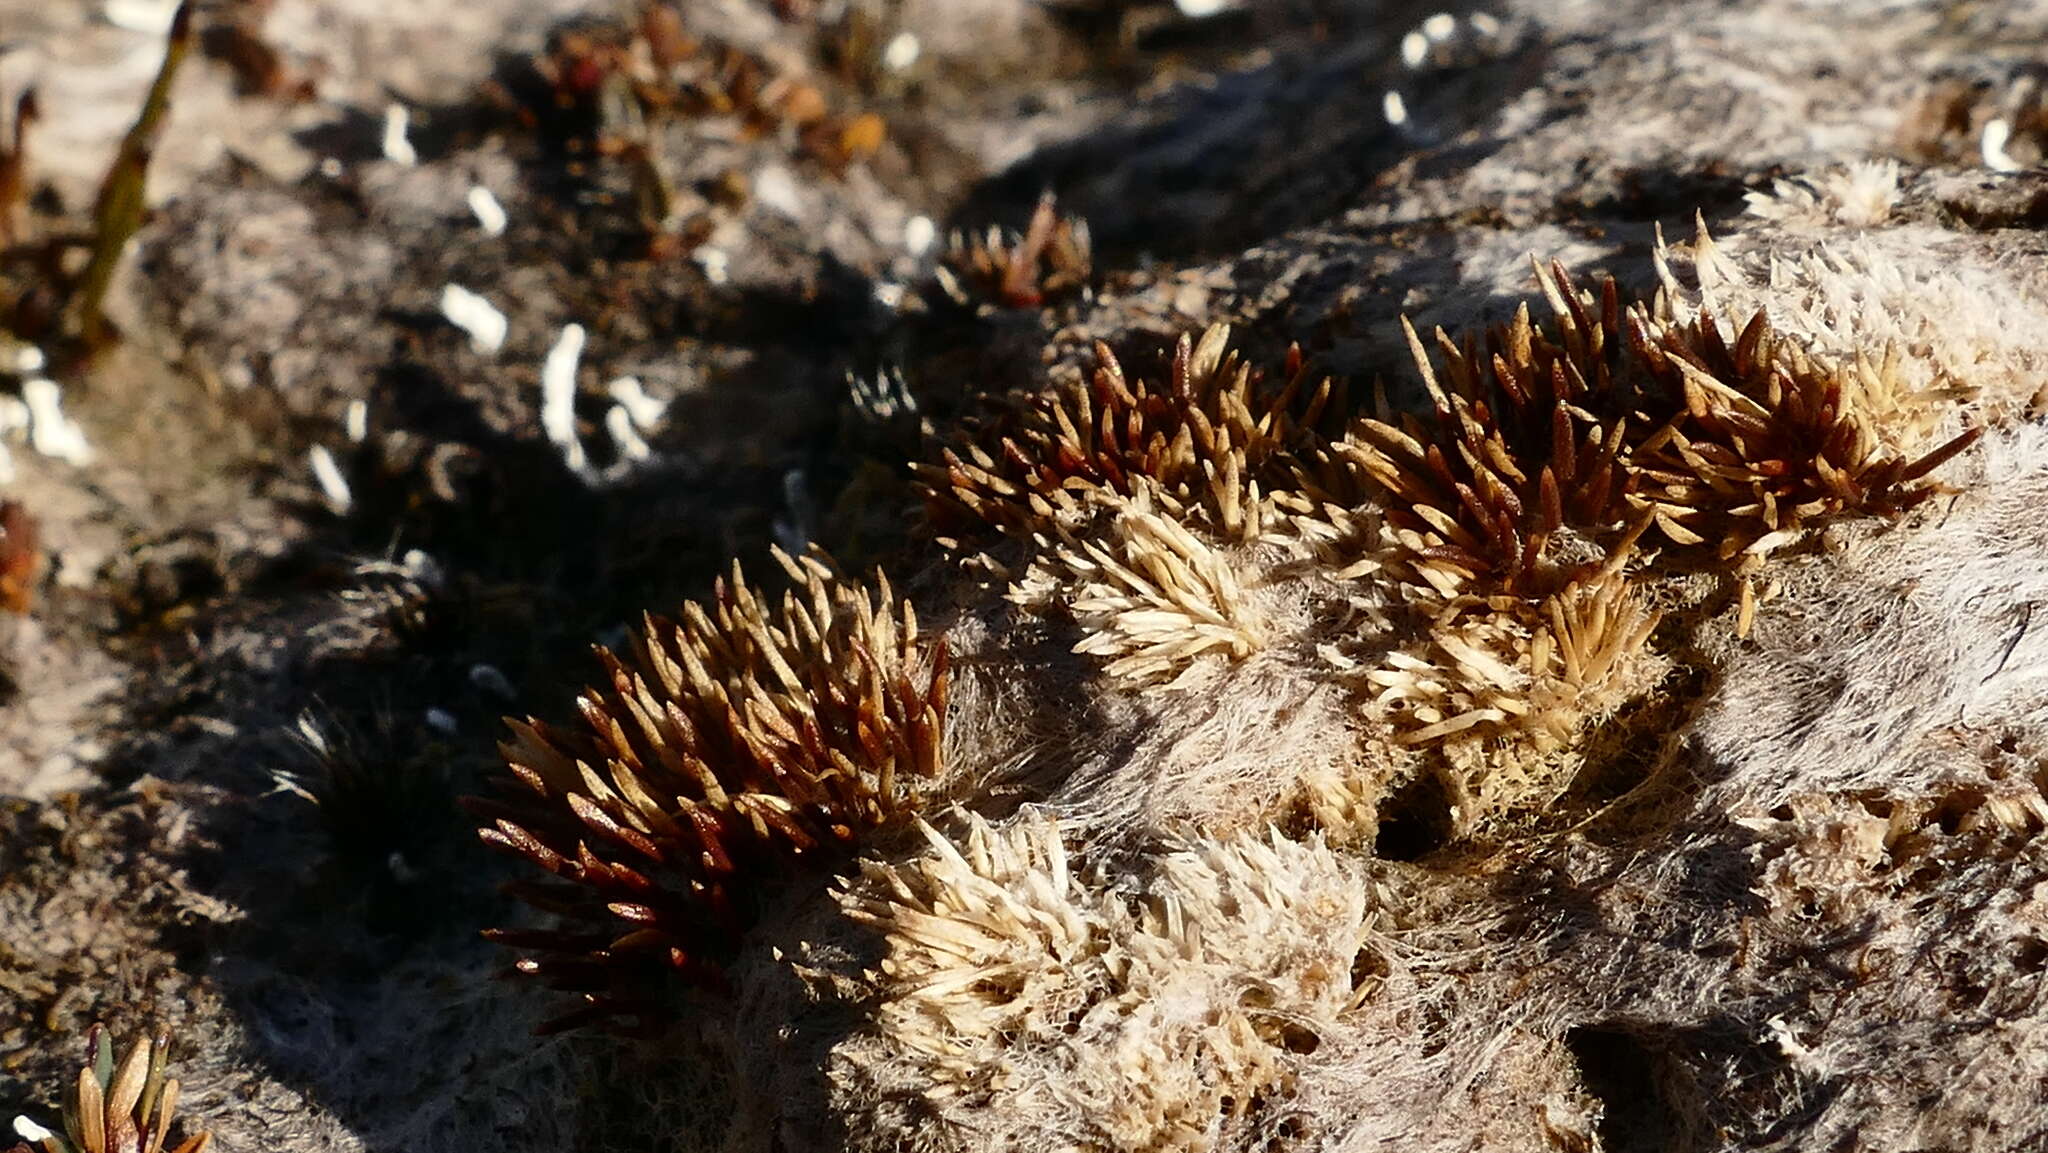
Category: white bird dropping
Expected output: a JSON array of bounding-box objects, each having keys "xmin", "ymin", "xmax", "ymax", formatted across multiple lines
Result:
[
  {"xmin": 904, "ymin": 214, "xmax": 937, "ymax": 258},
  {"xmin": 1982, "ymin": 119, "xmax": 2022, "ymax": 173},
  {"xmin": 1401, "ymin": 31, "xmax": 1429, "ymax": 69},
  {"xmin": 542, "ymin": 323, "xmax": 589, "ymax": 474},
  {"xmin": 1383, "ymin": 91, "xmax": 1409, "ymax": 127},
  {"xmin": 382, "ymin": 103, "xmax": 418, "ymax": 166},
  {"xmin": 309, "ymin": 445, "xmax": 352, "ymax": 511},
  {"xmin": 439, "ymin": 284, "xmax": 508, "ymax": 354},
  {"xmin": 606, "ymin": 405, "xmax": 653, "ymax": 462},
  {"xmin": 21, "ymin": 379, "xmax": 93, "ymax": 465},
  {"xmin": 882, "ymin": 31, "xmax": 921, "ymax": 72},
  {"xmin": 467, "ymin": 185, "xmax": 508, "ymax": 236},
  {"xmin": 606, "ymin": 376, "xmax": 668, "ymax": 432}
]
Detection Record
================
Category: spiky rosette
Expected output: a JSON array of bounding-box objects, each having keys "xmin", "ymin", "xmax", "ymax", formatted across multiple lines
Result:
[
  {"xmin": 922, "ymin": 324, "xmax": 1337, "ymax": 546},
  {"xmin": 468, "ymin": 548, "xmax": 949, "ymax": 1034},
  {"xmin": 1335, "ymin": 262, "xmax": 1643, "ymax": 600},
  {"xmin": 1338, "ymin": 257, "xmax": 1981, "ymax": 602},
  {"xmin": 935, "ymin": 192, "xmax": 1093, "ymax": 311},
  {"xmin": 5, "ymin": 1025, "xmax": 210, "ymax": 1153},
  {"xmin": 1623, "ymin": 304, "xmax": 1981, "ymax": 566}
]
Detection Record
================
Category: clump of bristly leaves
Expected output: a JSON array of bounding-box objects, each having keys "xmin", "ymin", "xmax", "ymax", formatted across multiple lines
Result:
[
  {"xmin": 919, "ymin": 322, "xmax": 1341, "ymax": 687},
  {"xmin": 915, "ymin": 241, "xmax": 1981, "ymax": 829},
  {"xmin": 834, "ymin": 810, "xmax": 1375, "ymax": 1152},
  {"xmin": 478, "ymin": 238, "xmax": 1992, "ymax": 1042},
  {"xmin": 936, "ymin": 192, "xmax": 1094, "ymax": 312},
  {"xmin": 1339, "ymin": 258, "xmax": 1977, "ymax": 606},
  {"xmin": 6, "ymin": 1025, "xmax": 210, "ymax": 1153},
  {"xmin": 466, "ymin": 547, "xmax": 949, "ymax": 1034},
  {"xmin": 923, "ymin": 322, "xmax": 1336, "ymax": 547},
  {"xmin": 1330, "ymin": 254, "xmax": 1978, "ymax": 764}
]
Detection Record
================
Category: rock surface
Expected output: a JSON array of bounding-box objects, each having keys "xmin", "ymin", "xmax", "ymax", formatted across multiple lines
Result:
[{"xmin": 0, "ymin": 0, "xmax": 2046, "ymax": 1150}]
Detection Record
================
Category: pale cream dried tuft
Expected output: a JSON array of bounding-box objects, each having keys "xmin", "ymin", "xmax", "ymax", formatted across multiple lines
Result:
[
  {"xmin": 835, "ymin": 810, "xmax": 1372, "ymax": 1153},
  {"xmin": 1012, "ymin": 487, "xmax": 1270, "ymax": 687}
]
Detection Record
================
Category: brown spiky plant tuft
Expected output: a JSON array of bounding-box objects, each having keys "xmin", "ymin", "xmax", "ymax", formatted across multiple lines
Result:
[
  {"xmin": 5, "ymin": 1025, "xmax": 210, "ymax": 1153},
  {"xmin": 467, "ymin": 547, "xmax": 949, "ymax": 1034},
  {"xmin": 1339, "ymin": 258, "xmax": 1979, "ymax": 604},
  {"xmin": 913, "ymin": 244, "xmax": 1984, "ymax": 823},
  {"xmin": 1622, "ymin": 302, "xmax": 1981, "ymax": 567},
  {"xmin": 1337, "ymin": 268, "xmax": 1641, "ymax": 600},
  {"xmin": 919, "ymin": 324, "xmax": 1343, "ymax": 687},
  {"xmin": 1310, "ymin": 250, "xmax": 1983, "ymax": 822},
  {"xmin": 936, "ymin": 192, "xmax": 1094, "ymax": 311},
  {"xmin": 922, "ymin": 323, "xmax": 1338, "ymax": 547}
]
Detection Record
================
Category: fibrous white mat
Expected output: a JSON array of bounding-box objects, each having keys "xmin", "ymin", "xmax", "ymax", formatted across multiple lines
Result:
[{"xmin": 675, "ymin": 219, "xmax": 2048, "ymax": 1153}]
